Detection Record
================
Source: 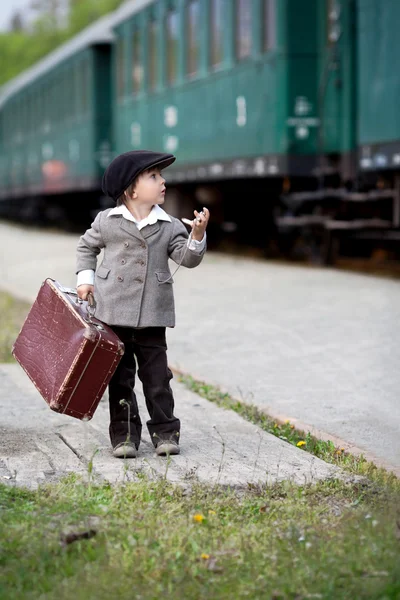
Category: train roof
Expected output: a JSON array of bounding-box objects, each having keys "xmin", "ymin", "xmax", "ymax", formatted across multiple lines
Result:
[
  {"xmin": 112, "ymin": 0, "xmax": 154, "ymax": 28},
  {"xmin": 0, "ymin": 0, "xmax": 153, "ymax": 109}
]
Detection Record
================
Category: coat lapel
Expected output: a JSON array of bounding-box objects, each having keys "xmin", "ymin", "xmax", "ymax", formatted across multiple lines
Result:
[
  {"xmin": 118, "ymin": 215, "xmax": 162, "ymax": 241},
  {"xmin": 141, "ymin": 222, "xmax": 160, "ymax": 239},
  {"xmin": 119, "ymin": 218, "xmax": 143, "ymax": 241}
]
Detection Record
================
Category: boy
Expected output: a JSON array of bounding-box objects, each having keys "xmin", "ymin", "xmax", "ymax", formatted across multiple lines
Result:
[{"xmin": 76, "ymin": 150, "xmax": 209, "ymax": 458}]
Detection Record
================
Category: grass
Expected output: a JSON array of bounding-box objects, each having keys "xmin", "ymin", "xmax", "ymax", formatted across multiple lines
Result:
[
  {"xmin": 1, "ymin": 292, "xmax": 399, "ymax": 598},
  {"xmin": 177, "ymin": 373, "xmax": 399, "ymax": 488},
  {"xmin": 0, "ymin": 474, "xmax": 399, "ymax": 600},
  {"xmin": 0, "ymin": 291, "xmax": 30, "ymax": 362}
]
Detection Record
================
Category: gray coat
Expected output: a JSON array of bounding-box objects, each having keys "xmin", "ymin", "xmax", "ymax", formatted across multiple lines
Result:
[{"xmin": 76, "ymin": 209, "xmax": 206, "ymax": 328}]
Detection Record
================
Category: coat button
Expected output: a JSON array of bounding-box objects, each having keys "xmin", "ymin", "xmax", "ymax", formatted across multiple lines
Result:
[
  {"xmin": 117, "ymin": 275, "xmax": 124, "ymax": 282},
  {"xmin": 140, "ymin": 241, "xmax": 146, "ymax": 248},
  {"xmin": 135, "ymin": 277, "xmax": 143, "ymax": 283},
  {"xmin": 124, "ymin": 241, "xmax": 129, "ymax": 248},
  {"xmin": 121, "ymin": 259, "xmax": 126, "ymax": 265}
]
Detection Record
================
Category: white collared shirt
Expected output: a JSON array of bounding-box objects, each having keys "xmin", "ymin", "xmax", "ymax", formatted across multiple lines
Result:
[
  {"xmin": 77, "ymin": 204, "xmax": 206, "ymax": 287},
  {"xmin": 108, "ymin": 203, "xmax": 171, "ymax": 230}
]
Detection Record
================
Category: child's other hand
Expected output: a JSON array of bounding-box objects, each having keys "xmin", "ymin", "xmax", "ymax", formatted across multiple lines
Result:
[
  {"xmin": 77, "ymin": 284, "xmax": 94, "ymax": 300},
  {"xmin": 192, "ymin": 207, "xmax": 210, "ymax": 241}
]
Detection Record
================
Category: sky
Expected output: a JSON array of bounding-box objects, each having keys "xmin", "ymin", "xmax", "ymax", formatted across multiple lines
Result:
[{"xmin": 0, "ymin": 0, "xmax": 32, "ymax": 32}]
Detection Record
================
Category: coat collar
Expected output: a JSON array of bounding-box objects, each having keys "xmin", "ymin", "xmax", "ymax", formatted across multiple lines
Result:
[
  {"xmin": 108, "ymin": 203, "xmax": 170, "ymax": 241},
  {"xmin": 107, "ymin": 203, "xmax": 171, "ymax": 229}
]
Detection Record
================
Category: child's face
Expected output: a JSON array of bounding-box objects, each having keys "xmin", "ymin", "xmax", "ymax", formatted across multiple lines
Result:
[{"xmin": 129, "ymin": 168, "xmax": 166, "ymax": 206}]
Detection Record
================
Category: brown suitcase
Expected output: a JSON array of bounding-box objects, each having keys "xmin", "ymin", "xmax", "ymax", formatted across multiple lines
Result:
[{"xmin": 12, "ymin": 278, "xmax": 124, "ymax": 420}]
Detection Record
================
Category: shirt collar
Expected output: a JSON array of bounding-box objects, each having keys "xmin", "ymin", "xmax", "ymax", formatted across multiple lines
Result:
[{"xmin": 107, "ymin": 204, "xmax": 171, "ymax": 229}]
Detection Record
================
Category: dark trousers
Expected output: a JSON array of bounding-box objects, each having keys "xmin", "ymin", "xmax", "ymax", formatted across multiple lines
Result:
[{"xmin": 108, "ymin": 326, "xmax": 180, "ymax": 449}]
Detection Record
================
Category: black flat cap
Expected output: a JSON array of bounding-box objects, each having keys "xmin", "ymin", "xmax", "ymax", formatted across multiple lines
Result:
[{"xmin": 102, "ymin": 150, "xmax": 176, "ymax": 201}]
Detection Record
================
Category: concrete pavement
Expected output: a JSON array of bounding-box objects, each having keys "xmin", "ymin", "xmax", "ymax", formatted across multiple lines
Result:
[
  {"xmin": 0, "ymin": 363, "xmax": 340, "ymax": 489},
  {"xmin": 0, "ymin": 221, "xmax": 399, "ymax": 481}
]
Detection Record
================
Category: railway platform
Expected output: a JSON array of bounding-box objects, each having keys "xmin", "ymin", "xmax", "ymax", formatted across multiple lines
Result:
[{"xmin": 0, "ymin": 221, "xmax": 399, "ymax": 485}]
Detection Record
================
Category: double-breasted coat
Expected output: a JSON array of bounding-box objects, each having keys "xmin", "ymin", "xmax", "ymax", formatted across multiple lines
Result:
[{"xmin": 76, "ymin": 208, "xmax": 206, "ymax": 328}]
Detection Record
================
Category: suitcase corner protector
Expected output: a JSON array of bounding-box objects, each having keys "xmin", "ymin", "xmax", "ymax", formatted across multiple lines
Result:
[
  {"xmin": 83, "ymin": 328, "xmax": 98, "ymax": 342},
  {"xmin": 82, "ymin": 413, "xmax": 93, "ymax": 422}
]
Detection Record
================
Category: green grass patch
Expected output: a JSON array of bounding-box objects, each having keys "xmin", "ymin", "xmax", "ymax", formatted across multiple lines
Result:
[
  {"xmin": 0, "ymin": 475, "xmax": 399, "ymax": 600},
  {"xmin": 0, "ymin": 291, "xmax": 30, "ymax": 362},
  {"xmin": 0, "ymin": 294, "xmax": 399, "ymax": 598},
  {"xmin": 177, "ymin": 374, "xmax": 400, "ymax": 488}
]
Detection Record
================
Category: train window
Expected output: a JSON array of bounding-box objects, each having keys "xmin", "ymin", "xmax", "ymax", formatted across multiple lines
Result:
[
  {"xmin": 74, "ymin": 68, "xmax": 80, "ymax": 117},
  {"xmin": 71, "ymin": 66, "xmax": 77, "ymax": 117},
  {"xmin": 72, "ymin": 70, "xmax": 77, "ymax": 118},
  {"xmin": 20, "ymin": 98, "xmax": 25, "ymax": 134},
  {"xmin": 187, "ymin": 0, "xmax": 200, "ymax": 76},
  {"xmin": 53, "ymin": 79, "xmax": 59, "ymax": 123},
  {"xmin": 42, "ymin": 86, "xmax": 47, "ymax": 126},
  {"xmin": 66, "ymin": 67, "xmax": 74, "ymax": 118},
  {"xmin": 166, "ymin": 8, "xmax": 178, "ymax": 85},
  {"xmin": 148, "ymin": 16, "xmax": 158, "ymax": 91},
  {"xmin": 39, "ymin": 86, "xmax": 45, "ymax": 127},
  {"xmin": 26, "ymin": 95, "xmax": 30, "ymax": 134},
  {"xmin": 132, "ymin": 27, "xmax": 143, "ymax": 94},
  {"xmin": 116, "ymin": 39, "xmax": 125, "ymax": 98},
  {"xmin": 210, "ymin": 0, "xmax": 224, "ymax": 68},
  {"xmin": 3, "ymin": 111, "xmax": 7, "ymax": 142},
  {"xmin": 263, "ymin": 0, "xmax": 276, "ymax": 50},
  {"xmin": 81, "ymin": 60, "xmax": 89, "ymax": 113},
  {"xmin": 65, "ymin": 73, "xmax": 71, "ymax": 119},
  {"xmin": 21, "ymin": 98, "xmax": 25, "ymax": 135},
  {"xmin": 236, "ymin": 0, "xmax": 251, "ymax": 60},
  {"xmin": 46, "ymin": 84, "xmax": 51, "ymax": 126}
]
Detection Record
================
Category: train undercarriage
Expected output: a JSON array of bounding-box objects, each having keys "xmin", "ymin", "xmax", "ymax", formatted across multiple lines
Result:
[{"xmin": 1, "ymin": 171, "xmax": 400, "ymax": 270}]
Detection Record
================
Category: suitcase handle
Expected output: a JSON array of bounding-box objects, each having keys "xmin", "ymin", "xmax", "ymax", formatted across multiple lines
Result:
[{"xmin": 86, "ymin": 292, "xmax": 96, "ymax": 322}]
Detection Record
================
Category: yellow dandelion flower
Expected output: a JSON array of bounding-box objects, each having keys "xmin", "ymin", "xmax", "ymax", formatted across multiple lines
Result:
[
  {"xmin": 297, "ymin": 440, "xmax": 306, "ymax": 447},
  {"xmin": 285, "ymin": 419, "xmax": 290, "ymax": 424},
  {"xmin": 340, "ymin": 447, "xmax": 345, "ymax": 452},
  {"xmin": 208, "ymin": 510, "xmax": 216, "ymax": 515},
  {"xmin": 193, "ymin": 513, "xmax": 205, "ymax": 523},
  {"xmin": 290, "ymin": 425, "xmax": 295, "ymax": 429},
  {"xmin": 201, "ymin": 553, "xmax": 210, "ymax": 560}
]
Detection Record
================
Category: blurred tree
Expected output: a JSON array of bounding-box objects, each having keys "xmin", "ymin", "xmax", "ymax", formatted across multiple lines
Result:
[
  {"xmin": 0, "ymin": 30, "xmax": 67, "ymax": 85},
  {"xmin": 9, "ymin": 12, "xmax": 25, "ymax": 32},
  {"xmin": 68, "ymin": 0, "xmax": 125, "ymax": 34},
  {"xmin": 30, "ymin": 0, "xmax": 68, "ymax": 31},
  {"xmin": 0, "ymin": 0, "xmax": 125, "ymax": 86}
]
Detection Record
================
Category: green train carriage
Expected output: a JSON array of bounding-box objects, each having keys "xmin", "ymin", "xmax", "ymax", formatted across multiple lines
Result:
[
  {"xmin": 343, "ymin": 0, "xmax": 400, "ymax": 252},
  {"xmin": 356, "ymin": 0, "xmax": 400, "ymax": 240},
  {"xmin": 0, "ymin": 0, "xmax": 360, "ymax": 231},
  {"xmin": 112, "ymin": 0, "xmax": 328, "ymax": 177},
  {"xmin": 357, "ymin": 0, "xmax": 400, "ymax": 173},
  {"xmin": 108, "ymin": 0, "xmax": 361, "ymax": 249},
  {"xmin": 0, "ymin": 0, "xmax": 399, "ymax": 261},
  {"xmin": 277, "ymin": 0, "xmax": 400, "ymax": 261},
  {"xmin": 0, "ymin": 15, "xmax": 115, "ymax": 223}
]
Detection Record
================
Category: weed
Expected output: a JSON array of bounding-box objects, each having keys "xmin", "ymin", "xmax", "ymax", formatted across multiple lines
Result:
[
  {"xmin": 0, "ymin": 476, "xmax": 399, "ymax": 600},
  {"xmin": 177, "ymin": 373, "xmax": 400, "ymax": 490},
  {"xmin": 0, "ymin": 291, "xmax": 30, "ymax": 362}
]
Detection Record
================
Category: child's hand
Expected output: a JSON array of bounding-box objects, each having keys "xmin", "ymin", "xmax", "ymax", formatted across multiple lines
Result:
[
  {"xmin": 192, "ymin": 207, "xmax": 210, "ymax": 241},
  {"xmin": 77, "ymin": 284, "xmax": 94, "ymax": 300}
]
